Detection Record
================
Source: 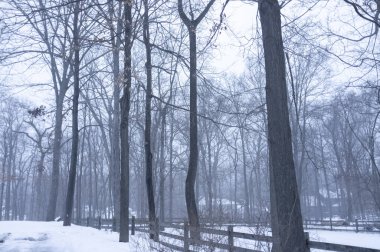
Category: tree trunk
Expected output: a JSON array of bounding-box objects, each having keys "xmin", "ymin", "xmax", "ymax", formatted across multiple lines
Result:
[
  {"xmin": 206, "ymin": 129, "xmax": 214, "ymax": 222},
  {"xmin": 108, "ymin": 0, "xmax": 122, "ymax": 230},
  {"xmin": 168, "ymin": 108, "xmax": 174, "ymax": 222},
  {"xmin": 76, "ymin": 130, "xmax": 84, "ymax": 224},
  {"xmin": 36, "ymin": 152, "xmax": 45, "ymax": 220},
  {"xmin": 178, "ymin": 0, "xmax": 215, "ymax": 237},
  {"xmin": 63, "ymin": 0, "xmax": 80, "ymax": 226},
  {"xmin": 159, "ymin": 110, "xmax": 167, "ymax": 223},
  {"xmin": 5, "ymin": 133, "xmax": 14, "ymax": 220},
  {"xmin": 46, "ymin": 95, "xmax": 64, "ymax": 221},
  {"xmin": 119, "ymin": 0, "xmax": 132, "ymax": 243},
  {"xmin": 239, "ymin": 128, "xmax": 250, "ymax": 222},
  {"xmin": 0, "ymin": 133, "xmax": 8, "ymax": 221},
  {"xmin": 369, "ymin": 136, "xmax": 380, "ymax": 210},
  {"xmin": 88, "ymin": 125, "xmax": 93, "ymax": 219},
  {"xmin": 258, "ymin": 1, "xmax": 308, "ymax": 251},
  {"xmin": 143, "ymin": 0, "xmax": 157, "ymax": 239},
  {"xmin": 185, "ymin": 26, "xmax": 200, "ymax": 236}
]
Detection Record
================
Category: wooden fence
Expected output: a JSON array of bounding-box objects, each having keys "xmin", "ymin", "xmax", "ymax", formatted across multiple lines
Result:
[
  {"xmin": 133, "ymin": 218, "xmax": 380, "ymax": 252},
  {"xmin": 304, "ymin": 219, "xmax": 380, "ymax": 233},
  {"xmin": 79, "ymin": 217, "xmax": 380, "ymax": 252}
]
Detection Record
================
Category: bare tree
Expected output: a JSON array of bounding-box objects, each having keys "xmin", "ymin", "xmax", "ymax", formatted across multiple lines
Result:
[
  {"xmin": 19, "ymin": 107, "xmax": 52, "ymax": 220},
  {"xmin": 177, "ymin": 0, "xmax": 216, "ymax": 236},
  {"xmin": 258, "ymin": 0, "xmax": 308, "ymax": 251},
  {"xmin": 119, "ymin": 0, "xmax": 133, "ymax": 243},
  {"xmin": 142, "ymin": 0, "xmax": 157, "ymax": 240},
  {"xmin": 6, "ymin": 0, "xmax": 76, "ymax": 221},
  {"xmin": 63, "ymin": 0, "xmax": 81, "ymax": 227}
]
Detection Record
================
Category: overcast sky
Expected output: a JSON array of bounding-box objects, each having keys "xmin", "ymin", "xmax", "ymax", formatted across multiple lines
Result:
[{"xmin": 1, "ymin": 0, "xmax": 377, "ymax": 106}]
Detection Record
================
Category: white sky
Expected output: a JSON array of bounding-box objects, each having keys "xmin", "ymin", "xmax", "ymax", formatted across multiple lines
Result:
[
  {"xmin": 211, "ymin": 1, "xmax": 258, "ymax": 75},
  {"xmin": 2, "ymin": 0, "xmax": 377, "ymax": 106}
]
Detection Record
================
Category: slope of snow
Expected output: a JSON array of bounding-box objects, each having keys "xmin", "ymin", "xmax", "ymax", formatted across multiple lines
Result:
[{"xmin": 0, "ymin": 221, "xmax": 151, "ymax": 252}]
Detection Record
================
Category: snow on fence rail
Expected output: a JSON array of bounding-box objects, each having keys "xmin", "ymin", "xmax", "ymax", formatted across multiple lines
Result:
[{"xmin": 78, "ymin": 217, "xmax": 380, "ymax": 252}]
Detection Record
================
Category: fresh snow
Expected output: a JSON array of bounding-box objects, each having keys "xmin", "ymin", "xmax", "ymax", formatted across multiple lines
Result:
[
  {"xmin": 308, "ymin": 229, "xmax": 380, "ymax": 250},
  {"xmin": 1, "ymin": 221, "xmax": 380, "ymax": 251},
  {"xmin": 0, "ymin": 221, "xmax": 152, "ymax": 252}
]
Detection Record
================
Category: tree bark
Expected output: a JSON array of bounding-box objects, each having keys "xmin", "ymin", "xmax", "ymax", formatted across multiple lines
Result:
[
  {"xmin": 258, "ymin": 0, "xmax": 308, "ymax": 251},
  {"xmin": 108, "ymin": 0, "xmax": 122, "ymax": 230},
  {"xmin": 0, "ymin": 133, "xmax": 8, "ymax": 221},
  {"xmin": 119, "ymin": 0, "xmax": 132, "ymax": 243},
  {"xmin": 186, "ymin": 26, "xmax": 200, "ymax": 236},
  {"xmin": 168, "ymin": 108, "xmax": 174, "ymax": 222},
  {"xmin": 63, "ymin": 0, "xmax": 80, "ymax": 226},
  {"xmin": 159, "ymin": 110, "xmax": 166, "ymax": 223},
  {"xmin": 5, "ymin": 131, "xmax": 15, "ymax": 220},
  {"xmin": 239, "ymin": 128, "xmax": 250, "ymax": 222},
  {"xmin": 177, "ymin": 0, "xmax": 216, "ymax": 237},
  {"xmin": 143, "ymin": 0, "xmax": 157, "ymax": 240}
]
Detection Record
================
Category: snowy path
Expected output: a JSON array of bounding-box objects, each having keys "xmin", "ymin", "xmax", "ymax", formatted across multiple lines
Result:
[{"xmin": 0, "ymin": 221, "xmax": 149, "ymax": 252}]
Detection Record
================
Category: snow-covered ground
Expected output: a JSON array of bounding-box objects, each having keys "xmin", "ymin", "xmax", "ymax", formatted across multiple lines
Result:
[
  {"xmin": 308, "ymin": 229, "xmax": 380, "ymax": 249},
  {"xmin": 0, "ymin": 221, "xmax": 153, "ymax": 252},
  {"xmin": 232, "ymin": 226, "xmax": 380, "ymax": 251},
  {"xmin": 1, "ymin": 221, "xmax": 380, "ymax": 251}
]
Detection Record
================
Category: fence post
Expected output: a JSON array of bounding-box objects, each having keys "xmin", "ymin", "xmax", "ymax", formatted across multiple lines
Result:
[
  {"xmin": 304, "ymin": 232, "xmax": 310, "ymax": 250},
  {"xmin": 329, "ymin": 218, "xmax": 333, "ymax": 231},
  {"xmin": 228, "ymin": 225, "xmax": 234, "ymax": 252},
  {"xmin": 86, "ymin": 217, "xmax": 90, "ymax": 227},
  {"xmin": 131, "ymin": 216, "xmax": 135, "ymax": 235},
  {"xmin": 112, "ymin": 217, "xmax": 116, "ymax": 232},
  {"xmin": 355, "ymin": 218, "xmax": 359, "ymax": 233},
  {"xmin": 154, "ymin": 218, "xmax": 159, "ymax": 242},
  {"xmin": 98, "ymin": 216, "xmax": 101, "ymax": 230},
  {"xmin": 184, "ymin": 221, "xmax": 189, "ymax": 252}
]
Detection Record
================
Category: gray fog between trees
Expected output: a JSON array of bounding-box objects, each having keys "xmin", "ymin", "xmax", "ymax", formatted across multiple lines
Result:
[{"xmin": 0, "ymin": 0, "xmax": 379, "ymax": 252}]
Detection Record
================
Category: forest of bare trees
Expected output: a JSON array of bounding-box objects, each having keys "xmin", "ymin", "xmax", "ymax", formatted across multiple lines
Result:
[{"xmin": 0, "ymin": 0, "xmax": 379, "ymax": 251}]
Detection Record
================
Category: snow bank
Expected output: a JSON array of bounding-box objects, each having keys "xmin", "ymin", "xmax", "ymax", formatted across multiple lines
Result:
[{"xmin": 0, "ymin": 221, "xmax": 151, "ymax": 252}]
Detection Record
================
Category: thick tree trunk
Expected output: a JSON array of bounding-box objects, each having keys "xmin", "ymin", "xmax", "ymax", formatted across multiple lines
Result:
[
  {"xmin": 258, "ymin": 1, "xmax": 308, "ymax": 251},
  {"xmin": 108, "ymin": 0, "xmax": 122, "ymax": 230},
  {"xmin": 185, "ymin": 27, "xmax": 200, "ymax": 236},
  {"xmin": 369, "ymin": 136, "xmax": 380, "ymax": 210},
  {"xmin": 119, "ymin": 0, "xmax": 132, "ymax": 243}
]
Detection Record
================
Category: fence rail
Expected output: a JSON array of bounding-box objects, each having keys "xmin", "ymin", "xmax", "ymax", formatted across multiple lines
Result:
[
  {"xmin": 304, "ymin": 219, "xmax": 380, "ymax": 233},
  {"xmin": 79, "ymin": 217, "xmax": 380, "ymax": 252}
]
